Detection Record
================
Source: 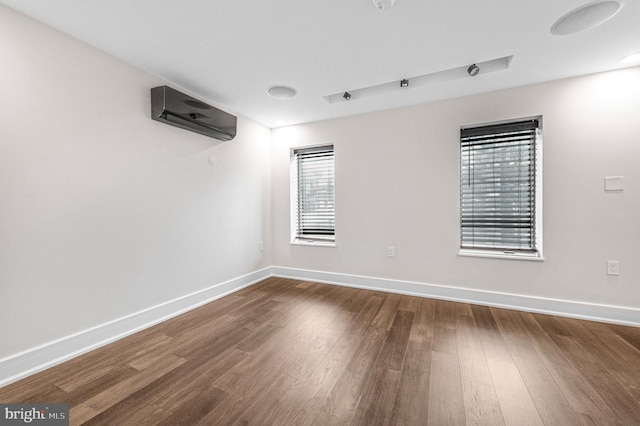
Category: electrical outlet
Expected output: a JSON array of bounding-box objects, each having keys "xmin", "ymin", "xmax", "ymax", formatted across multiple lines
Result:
[
  {"xmin": 259, "ymin": 241, "xmax": 264, "ymax": 252},
  {"xmin": 387, "ymin": 246, "xmax": 395, "ymax": 258},
  {"xmin": 607, "ymin": 261, "xmax": 620, "ymax": 276}
]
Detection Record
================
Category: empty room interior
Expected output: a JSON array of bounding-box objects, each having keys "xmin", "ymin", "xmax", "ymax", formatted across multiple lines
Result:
[{"xmin": 1, "ymin": 0, "xmax": 639, "ymax": 424}]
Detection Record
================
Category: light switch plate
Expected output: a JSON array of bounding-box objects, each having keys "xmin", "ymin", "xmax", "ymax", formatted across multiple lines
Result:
[{"xmin": 604, "ymin": 176, "xmax": 624, "ymax": 192}]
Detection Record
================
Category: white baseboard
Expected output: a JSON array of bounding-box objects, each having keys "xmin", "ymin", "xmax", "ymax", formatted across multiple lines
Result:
[
  {"xmin": 271, "ymin": 266, "xmax": 640, "ymax": 327},
  {"xmin": 3, "ymin": 265, "xmax": 638, "ymax": 388},
  {"xmin": 0, "ymin": 267, "xmax": 272, "ymax": 388}
]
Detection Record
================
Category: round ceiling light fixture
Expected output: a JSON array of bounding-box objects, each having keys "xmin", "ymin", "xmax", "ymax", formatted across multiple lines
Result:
[
  {"xmin": 551, "ymin": 1, "xmax": 624, "ymax": 36},
  {"xmin": 267, "ymin": 85, "xmax": 297, "ymax": 99},
  {"xmin": 373, "ymin": 0, "xmax": 396, "ymax": 11}
]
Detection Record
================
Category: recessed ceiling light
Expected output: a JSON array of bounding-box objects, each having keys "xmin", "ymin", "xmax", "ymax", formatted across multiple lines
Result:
[
  {"xmin": 267, "ymin": 86, "xmax": 297, "ymax": 99},
  {"xmin": 373, "ymin": 0, "xmax": 396, "ymax": 11},
  {"xmin": 618, "ymin": 52, "xmax": 640, "ymax": 64},
  {"xmin": 551, "ymin": 1, "xmax": 624, "ymax": 36}
]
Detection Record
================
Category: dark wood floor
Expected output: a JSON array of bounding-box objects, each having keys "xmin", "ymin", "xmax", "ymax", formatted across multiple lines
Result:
[{"xmin": 1, "ymin": 277, "xmax": 639, "ymax": 425}]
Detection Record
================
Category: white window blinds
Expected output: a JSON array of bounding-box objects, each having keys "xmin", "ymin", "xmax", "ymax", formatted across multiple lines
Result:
[
  {"xmin": 460, "ymin": 119, "xmax": 540, "ymax": 253},
  {"xmin": 293, "ymin": 145, "xmax": 335, "ymax": 241}
]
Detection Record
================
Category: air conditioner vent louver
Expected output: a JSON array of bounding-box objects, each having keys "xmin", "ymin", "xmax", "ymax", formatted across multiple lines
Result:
[{"xmin": 151, "ymin": 86, "xmax": 237, "ymax": 141}]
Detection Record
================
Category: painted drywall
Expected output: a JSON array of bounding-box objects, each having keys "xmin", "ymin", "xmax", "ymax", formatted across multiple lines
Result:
[
  {"xmin": 0, "ymin": 5, "xmax": 272, "ymax": 359},
  {"xmin": 271, "ymin": 67, "xmax": 640, "ymax": 311}
]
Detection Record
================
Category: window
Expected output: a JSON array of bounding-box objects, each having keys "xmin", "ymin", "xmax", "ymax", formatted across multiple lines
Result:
[
  {"xmin": 291, "ymin": 145, "xmax": 335, "ymax": 244},
  {"xmin": 460, "ymin": 118, "xmax": 542, "ymax": 258}
]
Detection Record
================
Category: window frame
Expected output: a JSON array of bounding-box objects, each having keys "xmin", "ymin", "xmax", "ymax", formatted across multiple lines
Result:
[
  {"xmin": 290, "ymin": 144, "xmax": 336, "ymax": 246},
  {"xmin": 458, "ymin": 117, "xmax": 543, "ymax": 261}
]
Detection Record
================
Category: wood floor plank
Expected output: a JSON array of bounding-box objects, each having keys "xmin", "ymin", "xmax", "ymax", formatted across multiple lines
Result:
[
  {"xmin": 56, "ymin": 336, "xmax": 173, "ymax": 393},
  {"xmin": 352, "ymin": 368, "xmax": 401, "ymax": 426},
  {"xmin": 350, "ymin": 310, "xmax": 414, "ymax": 425},
  {"xmin": 62, "ymin": 365, "xmax": 143, "ymax": 407},
  {"xmin": 541, "ymin": 316, "xmax": 640, "ymax": 407},
  {"xmin": 212, "ymin": 302, "xmax": 341, "ymax": 397},
  {"xmin": 427, "ymin": 301, "xmax": 469, "ymax": 425},
  {"xmin": 317, "ymin": 325, "xmax": 388, "ymax": 422},
  {"xmin": 103, "ymin": 402, "xmax": 168, "ymax": 426},
  {"xmin": 154, "ymin": 349, "xmax": 249, "ymax": 413},
  {"xmin": 234, "ymin": 324, "xmax": 282, "ymax": 353},
  {"xmin": 289, "ymin": 293, "xmax": 386, "ymax": 426},
  {"xmin": 522, "ymin": 314, "xmax": 619, "ymax": 424},
  {"xmin": 156, "ymin": 386, "xmax": 228, "ymax": 426},
  {"xmin": 195, "ymin": 292, "xmax": 339, "ymax": 424},
  {"xmin": 159, "ymin": 294, "xmax": 248, "ymax": 337},
  {"xmin": 432, "ymin": 300, "xmax": 467, "ymax": 356},
  {"xmin": 69, "ymin": 354, "xmax": 186, "ymax": 424},
  {"xmin": 427, "ymin": 350, "xmax": 466, "ymax": 425},
  {"xmin": 487, "ymin": 358, "xmax": 543, "ymax": 426},
  {"xmin": 389, "ymin": 297, "xmax": 435, "ymax": 426},
  {"xmin": 469, "ymin": 304, "xmax": 514, "ymax": 365},
  {"xmin": 605, "ymin": 323, "xmax": 640, "ymax": 353},
  {"xmin": 85, "ymin": 346, "xmax": 243, "ymax": 423},
  {"xmin": 492, "ymin": 309, "xmax": 584, "ymax": 426},
  {"xmin": 77, "ymin": 354, "xmax": 185, "ymax": 414},
  {"xmin": 338, "ymin": 288, "xmax": 375, "ymax": 314},
  {"xmin": 575, "ymin": 321, "xmax": 640, "ymax": 400},
  {"xmin": 432, "ymin": 325, "xmax": 458, "ymax": 356},
  {"xmin": 226, "ymin": 373, "xmax": 300, "ymax": 426},
  {"xmin": 288, "ymin": 310, "xmax": 355, "ymax": 381},
  {"xmin": 70, "ymin": 404, "xmax": 100, "ymax": 426},
  {"xmin": 375, "ymin": 309, "xmax": 415, "ymax": 371},
  {"xmin": 371, "ymin": 293, "xmax": 403, "ymax": 330},
  {"xmin": 456, "ymin": 311, "xmax": 504, "ymax": 426},
  {"xmin": 0, "ymin": 382, "xmax": 68, "ymax": 405},
  {"xmin": 2, "ymin": 278, "xmax": 640, "ymax": 425},
  {"xmin": 552, "ymin": 333, "xmax": 640, "ymax": 425}
]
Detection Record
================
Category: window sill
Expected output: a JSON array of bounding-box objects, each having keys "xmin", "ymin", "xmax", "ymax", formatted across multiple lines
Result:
[
  {"xmin": 291, "ymin": 239, "xmax": 336, "ymax": 247},
  {"xmin": 458, "ymin": 249, "xmax": 544, "ymax": 262}
]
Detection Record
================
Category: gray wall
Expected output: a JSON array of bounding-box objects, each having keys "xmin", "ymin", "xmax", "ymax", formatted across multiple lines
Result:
[
  {"xmin": 272, "ymin": 68, "xmax": 640, "ymax": 310},
  {"xmin": 0, "ymin": 5, "xmax": 272, "ymax": 358}
]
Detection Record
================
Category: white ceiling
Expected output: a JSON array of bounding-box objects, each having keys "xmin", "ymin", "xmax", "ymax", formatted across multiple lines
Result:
[{"xmin": 2, "ymin": 0, "xmax": 639, "ymax": 128}]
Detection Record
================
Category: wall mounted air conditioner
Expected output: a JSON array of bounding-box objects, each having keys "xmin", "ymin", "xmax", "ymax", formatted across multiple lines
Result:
[{"xmin": 151, "ymin": 86, "xmax": 237, "ymax": 141}]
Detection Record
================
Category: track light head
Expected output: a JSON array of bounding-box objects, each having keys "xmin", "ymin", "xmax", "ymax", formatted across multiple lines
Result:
[
  {"xmin": 400, "ymin": 79, "xmax": 409, "ymax": 88},
  {"xmin": 343, "ymin": 91, "xmax": 352, "ymax": 100},
  {"xmin": 467, "ymin": 64, "xmax": 480, "ymax": 77}
]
